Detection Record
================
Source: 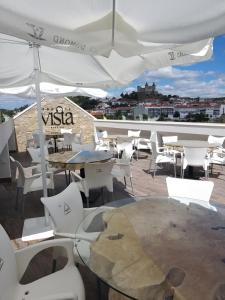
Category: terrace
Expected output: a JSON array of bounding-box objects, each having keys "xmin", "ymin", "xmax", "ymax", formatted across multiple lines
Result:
[{"xmin": 1, "ymin": 115, "xmax": 225, "ymax": 299}]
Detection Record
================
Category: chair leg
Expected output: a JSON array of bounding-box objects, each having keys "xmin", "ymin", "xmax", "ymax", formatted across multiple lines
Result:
[
  {"xmin": 153, "ymin": 163, "xmax": 157, "ymax": 178},
  {"xmin": 52, "ymin": 258, "xmax": 57, "ymax": 273},
  {"xmin": 65, "ymin": 170, "xmax": 68, "ymax": 186},
  {"xmin": 174, "ymin": 163, "xmax": 176, "ymax": 177},
  {"xmin": 124, "ymin": 176, "xmax": 127, "ymax": 187},
  {"xmin": 21, "ymin": 193, "xmax": 25, "ymax": 218},
  {"xmin": 130, "ymin": 177, "xmax": 134, "ymax": 192},
  {"xmin": 148, "ymin": 159, "xmax": 153, "ymax": 173},
  {"xmin": 15, "ymin": 187, "xmax": 20, "ymax": 210},
  {"xmin": 86, "ymin": 197, "xmax": 89, "ymax": 208}
]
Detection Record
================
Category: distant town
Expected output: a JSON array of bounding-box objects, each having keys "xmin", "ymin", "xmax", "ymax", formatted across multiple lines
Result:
[
  {"xmin": 1, "ymin": 82, "xmax": 225, "ymax": 123},
  {"xmin": 83, "ymin": 82, "xmax": 225, "ymax": 123}
]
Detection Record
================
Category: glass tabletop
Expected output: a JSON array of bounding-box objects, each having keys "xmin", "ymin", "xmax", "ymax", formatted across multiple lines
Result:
[
  {"xmin": 165, "ymin": 140, "xmax": 219, "ymax": 148},
  {"xmin": 75, "ymin": 196, "xmax": 225, "ymax": 300},
  {"xmin": 47, "ymin": 150, "xmax": 113, "ymax": 165}
]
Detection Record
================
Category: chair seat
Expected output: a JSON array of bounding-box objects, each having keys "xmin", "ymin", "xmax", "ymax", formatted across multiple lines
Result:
[
  {"xmin": 210, "ymin": 155, "xmax": 225, "ymax": 164},
  {"xmin": 15, "ymin": 266, "xmax": 84, "ymax": 300},
  {"xmin": 27, "ymin": 177, "xmax": 53, "ymax": 193},
  {"xmin": 156, "ymin": 154, "xmax": 175, "ymax": 164},
  {"xmin": 111, "ymin": 167, "xmax": 127, "ymax": 178}
]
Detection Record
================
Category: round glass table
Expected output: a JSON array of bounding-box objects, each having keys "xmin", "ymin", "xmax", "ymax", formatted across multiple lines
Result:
[
  {"xmin": 46, "ymin": 150, "xmax": 113, "ymax": 171},
  {"xmin": 165, "ymin": 140, "xmax": 219, "ymax": 149},
  {"xmin": 75, "ymin": 196, "xmax": 225, "ymax": 300}
]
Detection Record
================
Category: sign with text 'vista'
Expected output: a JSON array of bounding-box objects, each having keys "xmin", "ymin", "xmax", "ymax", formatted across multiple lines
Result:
[{"xmin": 42, "ymin": 106, "xmax": 74, "ymax": 126}]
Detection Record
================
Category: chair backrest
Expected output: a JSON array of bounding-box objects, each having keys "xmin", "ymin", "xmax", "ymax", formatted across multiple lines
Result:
[
  {"xmin": 27, "ymin": 146, "xmax": 48, "ymax": 163},
  {"xmin": 128, "ymin": 130, "xmax": 141, "ymax": 138},
  {"xmin": 85, "ymin": 160, "xmax": 114, "ymax": 189},
  {"xmin": 63, "ymin": 133, "xmax": 74, "ymax": 146},
  {"xmin": 41, "ymin": 182, "xmax": 84, "ymax": 234},
  {"xmin": 150, "ymin": 141, "xmax": 158, "ymax": 158},
  {"xmin": 10, "ymin": 156, "xmax": 25, "ymax": 187},
  {"xmin": 0, "ymin": 225, "xmax": 18, "ymax": 300},
  {"xmin": 121, "ymin": 143, "xmax": 135, "ymax": 162},
  {"xmin": 97, "ymin": 130, "xmax": 108, "ymax": 138},
  {"xmin": 166, "ymin": 177, "xmax": 214, "ymax": 202},
  {"xmin": 32, "ymin": 131, "xmax": 41, "ymax": 147},
  {"xmin": 72, "ymin": 142, "xmax": 95, "ymax": 152},
  {"xmin": 184, "ymin": 147, "xmax": 208, "ymax": 166},
  {"xmin": 162, "ymin": 136, "xmax": 178, "ymax": 144},
  {"xmin": 60, "ymin": 128, "xmax": 72, "ymax": 134},
  {"xmin": 208, "ymin": 135, "xmax": 225, "ymax": 147}
]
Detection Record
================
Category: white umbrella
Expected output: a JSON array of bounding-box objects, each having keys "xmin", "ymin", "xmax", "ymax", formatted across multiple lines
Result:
[
  {"xmin": 0, "ymin": 0, "xmax": 224, "ymax": 57},
  {"xmin": 0, "ymin": 83, "xmax": 108, "ymax": 98}
]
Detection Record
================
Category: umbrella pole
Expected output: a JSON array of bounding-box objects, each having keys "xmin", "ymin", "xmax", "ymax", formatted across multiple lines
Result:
[{"xmin": 33, "ymin": 44, "xmax": 49, "ymax": 224}]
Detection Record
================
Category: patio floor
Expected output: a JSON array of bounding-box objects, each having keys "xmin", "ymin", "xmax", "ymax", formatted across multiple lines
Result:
[{"xmin": 0, "ymin": 150, "xmax": 225, "ymax": 299}]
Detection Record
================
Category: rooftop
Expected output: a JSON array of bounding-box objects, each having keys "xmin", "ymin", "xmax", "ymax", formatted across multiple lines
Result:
[{"xmin": 1, "ymin": 149, "xmax": 225, "ymax": 299}]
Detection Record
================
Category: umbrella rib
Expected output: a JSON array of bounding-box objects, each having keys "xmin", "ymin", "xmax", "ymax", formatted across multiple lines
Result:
[
  {"xmin": 112, "ymin": 0, "xmax": 116, "ymax": 48},
  {"xmin": 0, "ymin": 37, "xmax": 28, "ymax": 45},
  {"xmin": 92, "ymin": 56, "xmax": 117, "ymax": 83}
]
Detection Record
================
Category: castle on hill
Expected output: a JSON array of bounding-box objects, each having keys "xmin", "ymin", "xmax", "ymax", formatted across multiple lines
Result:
[{"xmin": 137, "ymin": 82, "xmax": 158, "ymax": 101}]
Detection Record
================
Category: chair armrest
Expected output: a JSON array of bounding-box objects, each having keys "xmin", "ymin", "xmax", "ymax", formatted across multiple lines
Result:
[
  {"xmin": 15, "ymin": 238, "xmax": 74, "ymax": 280},
  {"xmin": 55, "ymin": 231, "xmax": 98, "ymax": 242},
  {"xmin": 71, "ymin": 171, "xmax": 83, "ymax": 182}
]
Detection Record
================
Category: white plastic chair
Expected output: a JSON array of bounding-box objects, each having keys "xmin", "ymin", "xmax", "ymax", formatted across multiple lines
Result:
[
  {"xmin": 56, "ymin": 129, "xmax": 73, "ymax": 151},
  {"xmin": 41, "ymin": 182, "xmax": 113, "ymax": 265},
  {"xmin": 32, "ymin": 131, "xmax": 54, "ymax": 151},
  {"xmin": 94, "ymin": 130, "xmax": 110, "ymax": 151},
  {"xmin": 166, "ymin": 176, "xmax": 215, "ymax": 209},
  {"xmin": 148, "ymin": 140, "xmax": 176, "ymax": 177},
  {"xmin": 136, "ymin": 138, "xmax": 152, "ymax": 159},
  {"xmin": 61, "ymin": 128, "xmax": 73, "ymax": 134},
  {"xmin": 71, "ymin": 160, "xmax": 115, "ymax": 207},
  {"xmin": 115, "ymin": 141, "xmax": 132, "ymax": 158},
  {"xmin": 162, "ymin": 136, "xmax": 178, "ymax": 145},
  {"xmin": 72, "ymin": 143, "xmax": 96, "ymax": 152},
  {"xmin": 63, "ymin": 133, "xmax": 75, "ymax": 150},
  {"xmin": 128, "ymin": 130, "xmax": 141, "ymax": 150},
  {"xmin": 27, "ymin": 146, "xmax": 49, "ymax": 164},
  {"xmin": 10, "ymin": 156, "xmax": 54, "ymax": 215},
  {"xmin": 208, "ymin": 135, "xmax": 225, "ymax": 172},
  {"xmin": 208, "ymin": 135, "xmax": 225, "ymax": 147},
  {"xmin": 0, "ymin": 224, "xmax": 85, "ymax": 300},
  {"xmin": 111, "ymin": 144, "xmax": 135, "ymax": 192},
  {"xmin": 181, "ymin": 147, "xmax": 210, "ymax": 179}
]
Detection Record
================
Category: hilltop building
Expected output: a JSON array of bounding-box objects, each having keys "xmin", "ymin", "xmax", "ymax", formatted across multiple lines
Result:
[{"xmin": 137, "ymin": 82, "xmax": 158, "ymax": 101}]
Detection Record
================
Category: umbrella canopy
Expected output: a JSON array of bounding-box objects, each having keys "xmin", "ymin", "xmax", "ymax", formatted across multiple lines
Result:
[
  {"xmin": 0, "ymin": 34, "xmax": 213, "ymax": 89},
  {"xmin": 0, "ymin": 0, "xmax": 224, "ymax": 57},
  {"xmin": 0, "ymin": 83, "xmax": 108, "ymax": 98}
]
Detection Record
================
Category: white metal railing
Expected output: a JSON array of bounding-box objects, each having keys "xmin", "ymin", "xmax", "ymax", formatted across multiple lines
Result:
[
  {"xmin": 0, "ymin": 118, "xmax": 13, "ymax": 155},
  {"xmin": 94, "ymin": 119, "xmax": 225, "ymax": 138}
]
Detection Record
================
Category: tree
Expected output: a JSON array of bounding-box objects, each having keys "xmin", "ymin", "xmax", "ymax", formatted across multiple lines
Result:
[
  {"xmin": 173, "ymin": 111, "xmax": 180, "ymax": 118},
  {"xmin": 114, "ymin": 110, "xmax": 123, "ymax": 120},
  {"xmin": 69, "ymin": 96, "xmax": 99, "ymax": 110}
]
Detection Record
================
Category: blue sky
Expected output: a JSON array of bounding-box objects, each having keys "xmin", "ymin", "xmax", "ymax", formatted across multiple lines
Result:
[
  {"xmin": 0, "ymin": 36, "xmax": 225, "ymax": 109},
  {"xmin": 108, "ymin": 35, "xmax": 225, "ymax": 98}
]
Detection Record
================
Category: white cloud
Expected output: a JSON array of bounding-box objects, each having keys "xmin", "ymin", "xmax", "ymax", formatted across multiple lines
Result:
[
  {"xmin": 123, "ymin": 87, "xmax": 136, "ymax": 94},
  {"xmin": 145, "ymin": 66, "xmax": 201, "ymax": 80}
]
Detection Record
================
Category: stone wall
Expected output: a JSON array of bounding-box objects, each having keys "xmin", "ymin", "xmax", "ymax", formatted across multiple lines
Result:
[{"xmin": 14, "ymin": 97, "xmax": 95, "ymax": 152}]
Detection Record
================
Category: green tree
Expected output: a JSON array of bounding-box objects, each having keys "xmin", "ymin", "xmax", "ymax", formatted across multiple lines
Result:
[
  {"xmin": 69, "ymin": 96, "xmax": 99, "ymax": 110},
  {"xmin": 173, "ymin": 111, "xmax": 180, "ymax": 118}
]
